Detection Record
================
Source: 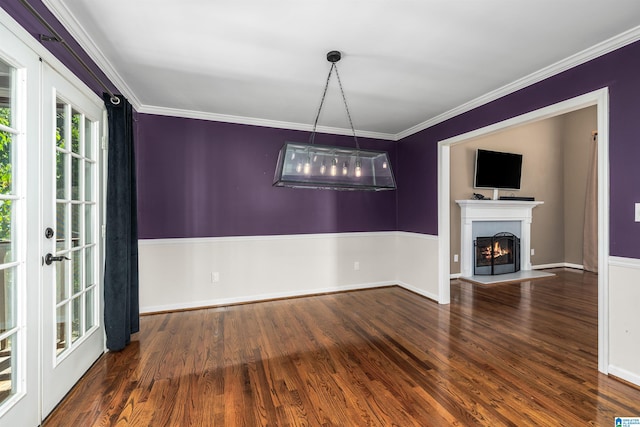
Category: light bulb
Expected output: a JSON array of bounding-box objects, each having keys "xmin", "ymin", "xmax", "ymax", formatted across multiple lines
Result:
[
  {"xmin": 330, "ymin": 159, "xmax": 338, "ymax": 176},
  {"xmin": 296, "ymin": 162, "xmax": 302, "ymax": 173},
  {"xmin": 303, "ymin": 160, "xmax": 311, "ymax": 175},
  {"xmin": 382, "ymin": 161, "xmax": 388, "ymax": 169},
  {"xmin": 342, "ymin": 162, "xmax": 348, "ymax": 176},
  {"xmin": 355, "ymin": 160, "xmax": 362, "ymax": 178},
  {"xmin": 320, "ymin": 162, "xmax": 326, "ymax": 174}
]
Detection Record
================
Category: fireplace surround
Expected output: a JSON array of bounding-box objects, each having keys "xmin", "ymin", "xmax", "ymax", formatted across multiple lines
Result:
[{"xmin": 456, "ymin": 200, "xmax": 543, "ymax": 278}]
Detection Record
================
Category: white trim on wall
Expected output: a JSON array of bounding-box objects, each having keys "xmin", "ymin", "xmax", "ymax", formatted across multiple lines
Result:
[
  {"xmin": 139, "ymin": 106, "xmax": 398, "ymax": 141},
  {"xmin": 138, "ymin": 231, "xmax": 400, "ymax": 246},
  {"xmin": 437, "ymin": 144, "xmax": 451, "ymax": 303},
  {"xmin": 437, "ymin": 88, "xmax": 610, "ymax": 374},
  {"xmin": 609, "ymin": 256, "xmax": 640, "ymax": 269}
]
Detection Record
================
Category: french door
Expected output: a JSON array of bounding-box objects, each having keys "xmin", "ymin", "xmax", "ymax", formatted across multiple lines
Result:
[
  {"xmin": 0, "ymin": 15, "xmax": 105, "ymax": 425},
  {"xmin": 0, "ymin": 20, "xmax": 41, "ymax": 427},
  {"xmin": 41, "ymin": 64, "xmax": 105, "ymax": 417}
]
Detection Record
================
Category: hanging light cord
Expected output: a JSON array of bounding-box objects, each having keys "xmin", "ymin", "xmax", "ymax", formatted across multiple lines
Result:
[
  {"xmin": 18, "ymin": 0, "xmax": 121, "ymax": 105},
  {"xmin": 309, "ymin": 62, "xmax": 360, "ymax": 150},
  {"xmin": 309, "ymin": 63, "xmax": 335, "ymax": 145},
  {"xmin": 334, "ymin": 64, "xmax": 360, "ymax": 150}
]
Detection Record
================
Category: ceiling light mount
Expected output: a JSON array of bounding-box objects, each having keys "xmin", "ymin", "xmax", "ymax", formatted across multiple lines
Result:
[
  {"xmin": 326, "ymin": 50, "xmax": 341, "ymax": 63},
  {"xmin": 273, "ymin": 50, "xmax": 396, "ymax": 191}
]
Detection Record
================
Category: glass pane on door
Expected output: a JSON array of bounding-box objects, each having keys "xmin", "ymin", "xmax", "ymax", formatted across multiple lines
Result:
[
  {"xmin": 53, "ymin": 97, "xmax": 98, "ymax": 359},
  {"xmin": 0, "ymin": 57, "xmax": 23, "ymax": 410}
]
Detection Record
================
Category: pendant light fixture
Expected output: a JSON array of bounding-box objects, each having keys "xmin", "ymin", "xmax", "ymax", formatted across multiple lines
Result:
[{"xmin": 273, "ymin": 51, "xmax": 396, "ymax": 191}]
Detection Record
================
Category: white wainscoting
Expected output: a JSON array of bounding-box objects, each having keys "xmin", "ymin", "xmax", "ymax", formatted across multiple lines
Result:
[
  {"xmin": 395, "ymin": 232, "xmax": 440, "ymax": 301},
  {"xmin": 139, "ymin": 231, "xmax": 439, "ymax": 313},
  {"xmin": 608, "ymin": 256, "xmax": 640, "ymax": 387}
]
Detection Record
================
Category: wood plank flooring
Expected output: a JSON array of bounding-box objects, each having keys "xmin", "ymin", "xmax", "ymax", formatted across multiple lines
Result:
[{"xmin": 44, "ymin": 268, "xmax": 640, "ymax": 426}]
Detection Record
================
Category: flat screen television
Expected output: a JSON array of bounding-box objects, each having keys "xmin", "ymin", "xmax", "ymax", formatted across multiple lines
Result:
[{"xmin": 474, "ymin": 149, "xmax": 523, "ymax": 190}]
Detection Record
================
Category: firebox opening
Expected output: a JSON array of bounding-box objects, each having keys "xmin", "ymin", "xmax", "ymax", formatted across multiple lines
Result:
[{"xmin": 474, "ymin": 232, "xmax": 520, "ymax": 275}]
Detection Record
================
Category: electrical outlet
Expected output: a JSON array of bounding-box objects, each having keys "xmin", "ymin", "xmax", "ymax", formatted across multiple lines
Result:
[
  {"xmin": 453, "ymin": 254, "xmax": 459, "ymax": 262},
  {"xmin": 354, "ymin": 261, "xmax": 360, "ymax": 271},
  {"xmin": 531, "ymin": 248, "xmax": 535, "ymax": 256},
  {"xmin": 211, "ymin": 272, "xmax": 220, "ymax": 283}
]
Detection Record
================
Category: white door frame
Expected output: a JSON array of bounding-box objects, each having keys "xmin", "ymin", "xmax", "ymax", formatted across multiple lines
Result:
[{"xmin": 437, "ymin": 88, "xmax": 610, "ymax": 374}]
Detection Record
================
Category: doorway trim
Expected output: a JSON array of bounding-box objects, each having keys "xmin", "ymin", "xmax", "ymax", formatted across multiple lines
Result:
[{"xmin": 437, "ymin": 88, "xmax": 610, "ymax": 373}]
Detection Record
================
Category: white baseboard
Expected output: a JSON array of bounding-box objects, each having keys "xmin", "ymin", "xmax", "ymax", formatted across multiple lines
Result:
[
  {"xmin": 141, "ymin": 281, "xmax": 397, "ymax": 314},
  {"xmin": 532, "ymin": 262, "xmax": 584, "ymax": 270},
  {"xmin": 141, "ymin": 279, "xmax": 442, "ymax": 314},
  {"xmin": 397, "ymin": 281, "xmax": 439, "ymax": 303},
  {"xmin": 608, "ymin": 365, "xmax": 640, "ymax": 388},
  {"xmin": 449, "ymin": 273, "xmax": 462, "ymax": 279}
]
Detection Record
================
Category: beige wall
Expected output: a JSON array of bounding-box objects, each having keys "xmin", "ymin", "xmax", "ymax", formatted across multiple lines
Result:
[
  {"xmin": 449, "ymin": 106, "xmax": 597, "ymax": 274},
  {"xmin": 563, "ymin": 107, "xmax": 597, "ymax": 265}
]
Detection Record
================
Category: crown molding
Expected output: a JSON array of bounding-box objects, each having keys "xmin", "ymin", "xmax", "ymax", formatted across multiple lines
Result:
[
  {"xmin": 394, "ymin": 24, "xmax": 640, "ymax": 141},
  {"xmin": 139, "ymin": 104, "xmax": 397, "ymax": 141},
  {"xmin": 36, "ymin": 2, "xmax": 640, "ymax": 142},
  {"xmin": 42, "ymin": 0, "xmax": 142, "ymax": 109},
  {"xmin": 40, "ymin": 0, "xmax": 396, "ymax": 141},
  {"xmin": 0, "ymin": 6, "xmax": 102, "ymax": 106}
]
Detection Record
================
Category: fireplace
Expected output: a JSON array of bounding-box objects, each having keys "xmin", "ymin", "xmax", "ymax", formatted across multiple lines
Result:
[
  {"xmin": 474, "ymin": 232, "xmax": 520, "ymax": 275},
  {"xmin": 456, "ymin": 200, "xmax": 543, "ymax": 278}
]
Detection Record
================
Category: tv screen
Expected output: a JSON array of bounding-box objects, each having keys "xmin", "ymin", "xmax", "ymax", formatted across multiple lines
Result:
[{"xmin": 474, "ymin": 149, "xmax": 523, "ymax": 190}]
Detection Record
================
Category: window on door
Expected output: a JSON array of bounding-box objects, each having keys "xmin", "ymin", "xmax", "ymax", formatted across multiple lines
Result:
[
  {"xmin": 54, "ymin": 98, "xmax": 99, "ymax": 359},
  {"xmin": 0, "ymin": 57, "xmax": 23, "ymax": 406}
]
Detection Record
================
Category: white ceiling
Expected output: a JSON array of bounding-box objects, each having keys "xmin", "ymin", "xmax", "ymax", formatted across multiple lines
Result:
[{"xmin": 45, "ymin": 0, "xmax": 640, "ymax": 140}]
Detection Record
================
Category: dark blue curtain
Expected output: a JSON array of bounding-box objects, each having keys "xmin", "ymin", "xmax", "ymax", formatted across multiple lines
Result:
[{"xmin": 103, "ymin": 94, "xmax": 139, "ymax": 351}]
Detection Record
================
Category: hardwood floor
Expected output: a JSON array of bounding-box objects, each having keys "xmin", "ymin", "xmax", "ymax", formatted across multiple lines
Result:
[{"xmin": 44, "ymin": 268, "xmax": 640, "ymax": 426}]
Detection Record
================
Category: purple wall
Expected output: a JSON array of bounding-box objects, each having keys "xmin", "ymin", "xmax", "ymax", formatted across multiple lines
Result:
[
  {"xmin": 3, "ymin": 2, "xmax": 639, "ymax": 257},
  {"xmin": 397, "ymin": 40, "xmax": 640, "ymax": 259},
  {"xmin": 136, "ymin": 115, "xmax": 397, "ymax": 238}
]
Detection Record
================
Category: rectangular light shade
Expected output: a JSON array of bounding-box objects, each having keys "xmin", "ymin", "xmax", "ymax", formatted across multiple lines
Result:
[{"xmin": 273, "ymin": 142, "xmax": 396, "ymax": 191}]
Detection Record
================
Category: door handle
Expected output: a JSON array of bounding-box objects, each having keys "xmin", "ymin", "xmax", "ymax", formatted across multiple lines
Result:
[{"xmin": 44, "ymin": 253, "xmax": 71, "ymax": 265}]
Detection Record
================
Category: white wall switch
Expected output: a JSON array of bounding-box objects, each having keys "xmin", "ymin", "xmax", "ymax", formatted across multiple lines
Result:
[
  {"xmin": 531, "ymin": 248, "xmax": 535, "ymax": 256},
  {"xmin": 211, "ymin": 272, "xmax": 220, "ymax": 283},
  {"xmin": 354, "ymin": 261, "xmax": 360, "ymax": 271},
  {"xmin": 453, "ymin": 254, "xmax": 459, "ymax": 262},
  {"xmin": 636, "ymin": 203, "xmax": 640, "ymax": 222}
]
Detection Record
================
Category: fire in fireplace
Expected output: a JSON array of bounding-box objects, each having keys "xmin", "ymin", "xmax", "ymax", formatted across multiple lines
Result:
[{"xmin": 474, "ymin": 232, "xmax": 520, "ymax": 275}]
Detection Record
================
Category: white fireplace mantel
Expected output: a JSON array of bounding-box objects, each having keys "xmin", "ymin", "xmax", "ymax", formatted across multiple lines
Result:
[{"xmin": 456, "ymin": 200, "xmax": 543, "ymax": 277}]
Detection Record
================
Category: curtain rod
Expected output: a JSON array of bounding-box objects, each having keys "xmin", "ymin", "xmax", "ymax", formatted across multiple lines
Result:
[{"xmin": 18, "ymin": 0, "xmax": 121, "ymax": 105}]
